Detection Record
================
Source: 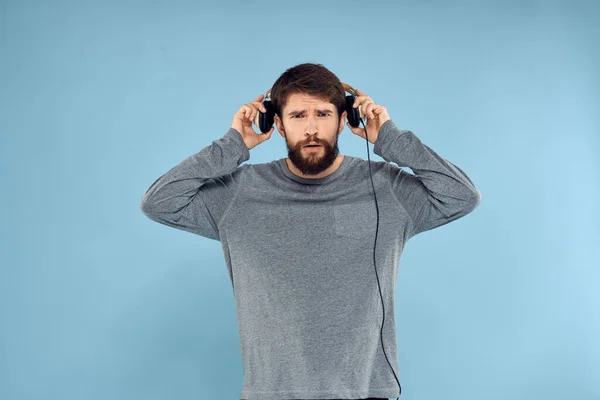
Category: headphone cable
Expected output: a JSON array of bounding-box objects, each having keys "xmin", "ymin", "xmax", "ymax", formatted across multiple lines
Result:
[{"xmin": 362, "ymin": 117, "xmax": 402, "ymax": 399}]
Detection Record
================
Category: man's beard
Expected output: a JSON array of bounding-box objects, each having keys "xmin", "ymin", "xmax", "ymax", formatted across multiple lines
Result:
[{"xmin": 284, "ymin": 122, "xmax": 341, "ymax": 176}]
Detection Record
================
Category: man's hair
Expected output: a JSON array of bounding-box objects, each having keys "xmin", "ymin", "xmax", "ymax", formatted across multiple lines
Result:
[{"xmin": 270, "ymin": 63, "xmax": 346, "ymax": 121}]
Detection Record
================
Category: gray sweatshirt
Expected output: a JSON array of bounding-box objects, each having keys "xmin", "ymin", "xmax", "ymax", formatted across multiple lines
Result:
[{"xmin": 140, "ymin": 119, "xmax": 481, "ymax": 400}]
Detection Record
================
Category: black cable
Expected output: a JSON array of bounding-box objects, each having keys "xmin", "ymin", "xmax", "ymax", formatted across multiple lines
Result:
[{"xmin": 362, "ymin": 117, "xmax": 402, "ymax": 399}]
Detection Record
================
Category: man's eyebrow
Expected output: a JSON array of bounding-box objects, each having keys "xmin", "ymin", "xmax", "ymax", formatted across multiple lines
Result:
[{"xmin": 287, "ymin": 108, "xmax": 334, "ymax": 116}]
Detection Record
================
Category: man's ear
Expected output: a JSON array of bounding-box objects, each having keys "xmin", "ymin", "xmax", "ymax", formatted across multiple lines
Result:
[
  {"xmin": 338, "ymin": 110, "xmax": 347, "ymax": 135},
  {"xmin": 274, "ymin": 115, "xmax": 285, "ymax": 138}
]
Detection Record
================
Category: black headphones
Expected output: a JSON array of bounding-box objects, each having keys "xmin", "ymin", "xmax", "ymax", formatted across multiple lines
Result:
[
  {"xmin": 254, "ymin": 82, "xmax": 402, "ymax": 399},
  {"xmin": 254, "ymin": 82, "xmax": 364, "ymax": 133}
]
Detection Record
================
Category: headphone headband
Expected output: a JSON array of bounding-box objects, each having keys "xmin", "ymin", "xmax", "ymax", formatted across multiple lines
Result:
[{"xmin": 265, "ymin": 82, "xmax": 357, "ymax": 100}]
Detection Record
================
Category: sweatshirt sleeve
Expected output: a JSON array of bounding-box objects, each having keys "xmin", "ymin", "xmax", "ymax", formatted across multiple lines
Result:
[
  {"xmin": 140, "ymin": 127, "xmax": 250, "ymax": 241},
  {"xmin": 373, "ymin": 119, "xmax": 482, "ymax": 239}
]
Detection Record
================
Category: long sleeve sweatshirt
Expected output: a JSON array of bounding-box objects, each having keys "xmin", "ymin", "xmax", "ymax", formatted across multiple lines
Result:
[{"xmin": 140, "ymin": 119, "xmax": 482, "ymax": 400}]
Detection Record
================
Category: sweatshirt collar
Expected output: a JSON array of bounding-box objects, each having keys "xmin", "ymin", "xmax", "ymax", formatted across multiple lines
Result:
[{"xmin": 277, "ymin": 155, "xmax": 351, "ymax": 185}]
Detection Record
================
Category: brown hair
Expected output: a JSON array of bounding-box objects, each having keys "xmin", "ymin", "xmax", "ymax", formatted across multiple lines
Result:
[{"xmin": 270, "ymin": 63, "xmax": 346, "ymax": 121}]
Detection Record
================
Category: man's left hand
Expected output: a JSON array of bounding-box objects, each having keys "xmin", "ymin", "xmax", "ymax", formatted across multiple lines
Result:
[{"xmin": 345, "ymin": 88, "xmax": 391, "ymax": 144}]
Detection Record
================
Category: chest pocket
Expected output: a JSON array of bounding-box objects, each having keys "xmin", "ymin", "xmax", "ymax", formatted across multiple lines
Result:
[{"xmin": 333, "ymin": 199, "xmax": 378, "ymax": 241}]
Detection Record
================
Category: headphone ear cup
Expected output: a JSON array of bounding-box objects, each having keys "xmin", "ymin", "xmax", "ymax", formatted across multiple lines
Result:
[
  {"xmin": 257, "ymin": 100, "xmax": 275, "ymax": 133},
  {"xmin": 345, "ymin": 95, "xmax": 361, "ymax": 128}
]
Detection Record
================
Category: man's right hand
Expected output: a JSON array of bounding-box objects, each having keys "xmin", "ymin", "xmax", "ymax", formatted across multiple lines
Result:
[{"xmin": 230, "ymin": 94, "xmax": 275, "ymax": 150}]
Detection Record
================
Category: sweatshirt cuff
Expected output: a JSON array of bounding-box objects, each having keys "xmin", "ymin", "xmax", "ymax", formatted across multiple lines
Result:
[{"xmin": 225, "ymin": 127, "xmax": 251, "ymax": 163}]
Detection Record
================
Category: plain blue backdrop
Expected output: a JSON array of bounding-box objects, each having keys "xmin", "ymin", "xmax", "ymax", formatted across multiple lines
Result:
[{"xmin": 1, "ymin": 0, "xmax": 598, "ymax": 399}]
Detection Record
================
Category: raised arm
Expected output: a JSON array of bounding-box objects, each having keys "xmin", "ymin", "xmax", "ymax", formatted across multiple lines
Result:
[
  {"xmin": 140, "ymin": 128, "xmax": 250, "ymax": 241},
  {"xmin": 373, "ymin": 119, "xmax": 482, "ymax": 238}
]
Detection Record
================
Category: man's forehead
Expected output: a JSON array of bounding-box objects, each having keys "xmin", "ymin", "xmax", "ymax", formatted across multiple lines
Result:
[
  {"xmin": 284, "ymin": 92, "xmax": 334, "ymax": 112},
  {"xmin": 287, "ymin": 92, "xmax": 332, "ymax": 104}
]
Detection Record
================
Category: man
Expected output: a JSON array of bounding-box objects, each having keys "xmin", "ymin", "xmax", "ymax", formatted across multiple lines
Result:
[{"xmin": 140, "ymin": 63, "xmax": 481, "ymax": 400}]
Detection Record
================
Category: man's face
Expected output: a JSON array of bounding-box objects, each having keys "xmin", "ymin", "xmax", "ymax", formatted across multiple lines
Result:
[{"xmin": 274, "ymin": 92, "xmax": 347, "ymax": 176}]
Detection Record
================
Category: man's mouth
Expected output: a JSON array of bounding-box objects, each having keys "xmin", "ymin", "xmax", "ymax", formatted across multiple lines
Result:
[{"xmin": 305, "ymin": 144, "xmax": 321, "ymax": 147}]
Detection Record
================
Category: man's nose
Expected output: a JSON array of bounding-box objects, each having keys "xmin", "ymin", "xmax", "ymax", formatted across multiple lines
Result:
[{"xmin": 305, "ymin": 115, "xmax": 319, "ymax": 134}]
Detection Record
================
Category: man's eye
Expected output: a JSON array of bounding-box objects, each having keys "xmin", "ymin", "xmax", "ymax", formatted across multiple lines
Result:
[{"xmin": 292, "ymin": 113, "xmax": 329, "ymax": 118}]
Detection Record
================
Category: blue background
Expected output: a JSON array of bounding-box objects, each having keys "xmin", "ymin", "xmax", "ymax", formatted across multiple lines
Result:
[{"xmin": 1, "ymin": 0, "xmax": 598, "ymax": 399}]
